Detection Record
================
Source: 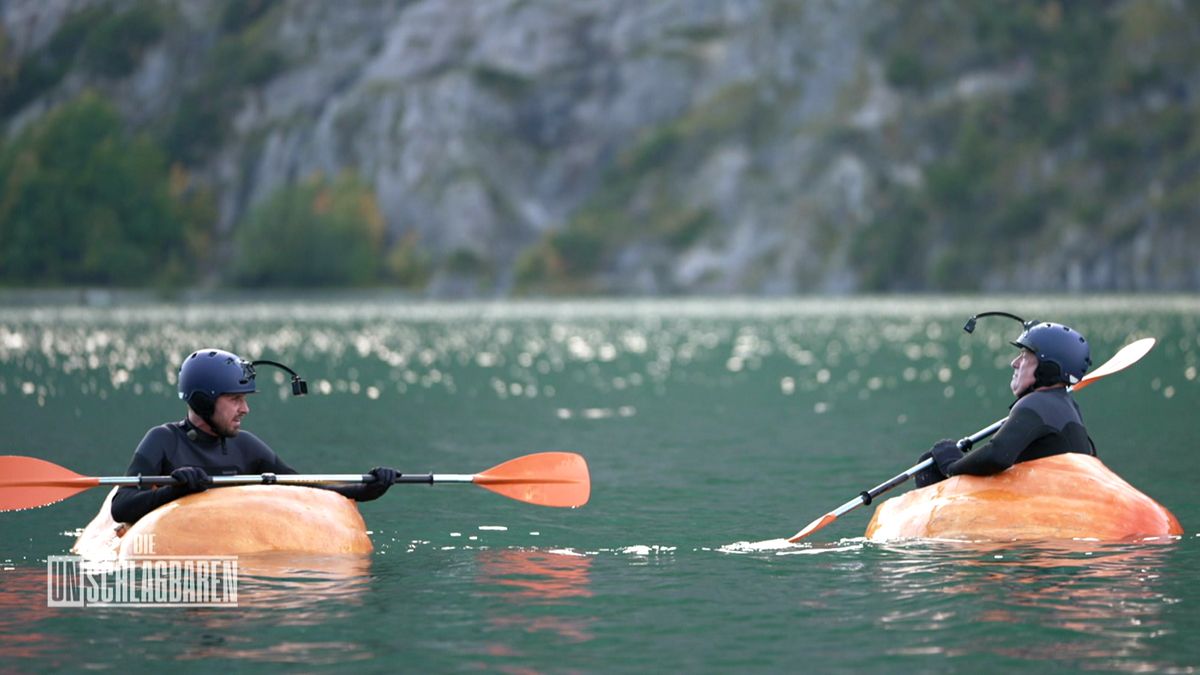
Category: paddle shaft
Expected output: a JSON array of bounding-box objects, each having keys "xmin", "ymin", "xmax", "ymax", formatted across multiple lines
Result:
[
  {"xmin": 822, "ymin": 418, "xmax": 1005, "ymax": 521},
  {"xmin": 90, "ymin": 473, "xmax": 469, "ymax": 487}
]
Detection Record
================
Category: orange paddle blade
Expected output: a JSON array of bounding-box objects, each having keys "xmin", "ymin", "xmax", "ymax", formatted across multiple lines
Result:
[
  {"xmin": 473, "ymin": 452, "xmax": 590, "ymax": 508},
  {"xmin": 0, "ymin": 456, "xmax": 101, "ymax": 512},
  {"xmin": 787, "ymin": 513, "xmax": 836, "ymax": 543}
]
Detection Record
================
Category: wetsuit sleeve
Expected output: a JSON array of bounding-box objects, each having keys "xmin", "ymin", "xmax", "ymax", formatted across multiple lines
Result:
[
  {"xmin": 946, "ymin": 404, "xmax": 1045, "ymax": 477},
  {"xmin": 110, "ymin": 427, "xmax": 190, "ymax": 524}
]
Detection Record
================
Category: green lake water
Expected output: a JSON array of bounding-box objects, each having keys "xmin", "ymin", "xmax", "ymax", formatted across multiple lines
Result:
[{"xmin": 1, "ymin": 296, "xmax": 1198, "ymax": 673}]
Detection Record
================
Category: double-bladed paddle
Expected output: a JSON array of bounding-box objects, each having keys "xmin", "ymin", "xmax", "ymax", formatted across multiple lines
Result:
[
  {"xmin": 786, "ymin": 337, "xmax": 1156, "ymax": 543},
  {"xmin": 0, "ymin": 451, "xmax": 591, "ymax": 512}
]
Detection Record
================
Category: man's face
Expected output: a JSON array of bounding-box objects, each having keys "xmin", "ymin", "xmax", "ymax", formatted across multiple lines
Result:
[
  {"xmin": 211, "ymin": 393, "xmax": 250, "ymax": 437},
  {"xmin": 1010, "ymin": 349, "xmax": 1038, "ymax": 396}
]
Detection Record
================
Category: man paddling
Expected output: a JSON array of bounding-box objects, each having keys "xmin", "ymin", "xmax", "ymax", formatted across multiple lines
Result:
[
  {"xmin": 111, "ymin": 349, "xmax": 398, "ymax": 524},
  {"xmin": 915, "ymin": 319, "xmax": 1095, "ymax": 487}
]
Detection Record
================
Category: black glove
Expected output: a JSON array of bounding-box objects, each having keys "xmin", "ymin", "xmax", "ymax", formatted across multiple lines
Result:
[
  {"xmin": 930, "ymin": 439, "xmax": 964, "ymax": 473},
  {"xmin": 360, "ymin": 466, "xmax": 398, "ymax": 501},
  {"xmin": 913, "ymin": 439, "xmax": 962, "ymax": 488},
  {"xmin": 171, "ymin": 466, "xmax": 211, "ymax": 494}
]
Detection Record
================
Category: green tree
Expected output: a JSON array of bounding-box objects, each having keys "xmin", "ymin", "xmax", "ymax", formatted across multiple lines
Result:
[
  {"xmin": 231, "ymin": 173, "xmax": 386, "ymax": 287},
  {"xmin": 0, "ymin": 93, "xmax": 184, "ymax": 285},
  {"xmin": 80, "ymin": 3, "xmax": 164, "ymax": 78}
]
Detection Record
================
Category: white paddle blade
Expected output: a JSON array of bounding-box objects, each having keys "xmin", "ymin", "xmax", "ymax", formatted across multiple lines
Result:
[{"xmin": 1072, "ymin": 337, "xmax": 1154, "ymax": 392}]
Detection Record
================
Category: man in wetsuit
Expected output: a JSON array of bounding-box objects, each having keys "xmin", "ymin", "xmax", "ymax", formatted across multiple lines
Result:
[
  {"xmin": 111, "ymin": 348, "xmax": 398, "ymax": 523},
  {"xmin": 914, "ymin": 321, "xmax": 1094, "ymax": 487}
]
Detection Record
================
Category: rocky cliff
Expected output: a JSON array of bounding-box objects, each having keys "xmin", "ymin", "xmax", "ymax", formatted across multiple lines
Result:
[{"xmin": 3, "ymin": 0, "xmax": 1198, "ymax": 294}]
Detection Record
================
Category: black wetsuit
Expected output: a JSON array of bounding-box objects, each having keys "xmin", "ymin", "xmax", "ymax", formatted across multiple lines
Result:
[
  {"xmin": 945, "ymin": 387, "xmax": 1095, "ymax": 477},
  {"xmin": 111, "ymin": 419, "xmax": 385, "ymax": 523}
]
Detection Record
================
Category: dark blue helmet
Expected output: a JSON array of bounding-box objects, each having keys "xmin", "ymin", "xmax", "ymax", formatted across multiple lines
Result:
[
  {"xmin": 1011, "ymin": 322, "xmax": 1091, "ymax": 386},
  {"xmin": 178, "ymin": 349, "xmax": 256, "ymax": 417}
]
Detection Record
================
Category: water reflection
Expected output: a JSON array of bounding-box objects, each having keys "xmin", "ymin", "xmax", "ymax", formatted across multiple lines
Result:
[
  {"xmin": 225, "ymin": 553, "xmax": 373, "ymax": 613},
  {"xmin": 0, "ymin": 567, "xmax": 71, "ymax": 662},
  {"xmin": 472, "ymin": 548, "xmax": 596, "ymax": 661},
  {"xmin": 475, "ymin": 549, "xmax": 593, "ymax": 603},
  {"xmin": 0, "ymin": 554, "xmax": 374, "ymax": 667},
  {"xmin": 870, "ymin": 540, "xmax": 1182, "ymax": 670},
  {"xmin": 126, "ymin": 554, "xmax": 375, "ymax": 665}
]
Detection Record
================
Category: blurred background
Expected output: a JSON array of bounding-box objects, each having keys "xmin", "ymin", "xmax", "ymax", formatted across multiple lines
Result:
[{"xmin": 3, "ymin": 0, "xmax": 1198, "ymax": 298}]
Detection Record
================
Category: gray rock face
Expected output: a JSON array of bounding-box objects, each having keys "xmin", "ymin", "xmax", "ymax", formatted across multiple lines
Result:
[{"xmin": 3, "ymin": 0, "xmax": 1197, "ymax": 294}]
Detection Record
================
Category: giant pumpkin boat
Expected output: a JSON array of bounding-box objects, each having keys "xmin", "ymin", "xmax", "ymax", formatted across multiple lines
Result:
[
  {"xmin": 72, "ymin": 485, "xmax": 374, "ymax": 560},
  {"xmin": 864, "ymin": 454, "xmax": 1183, "ymax": 542}
]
